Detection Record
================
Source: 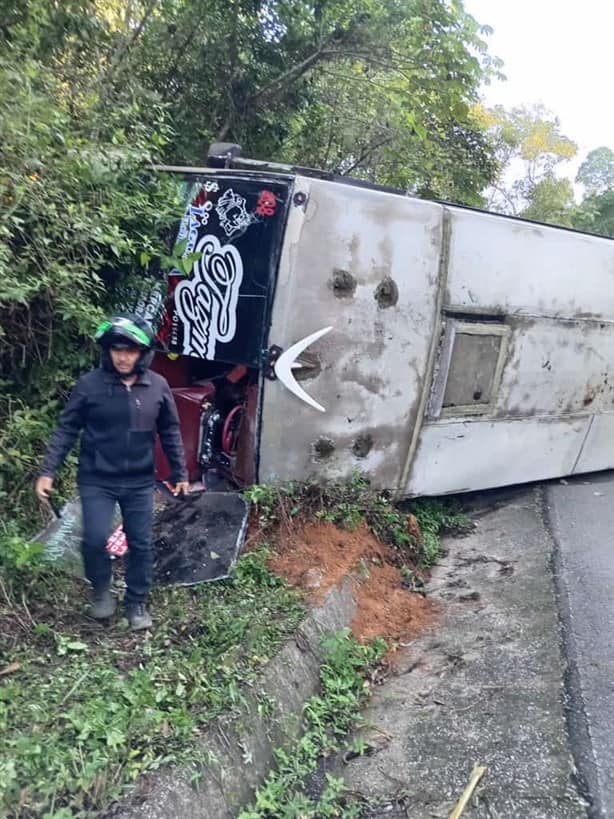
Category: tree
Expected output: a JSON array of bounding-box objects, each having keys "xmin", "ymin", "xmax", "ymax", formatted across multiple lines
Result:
[
  {"xmin": 120, "ymin": 0, "xmax": 501, "ymax": 202},
  {"xmin": 574, "ymin": 190, "xmax": 614, "ymax": 238},
  {"xmin": 281, "ymin": 0, "xmax": 504, "ymax": 205},
  {"xmin": 477, "ymin": 104, "xmax": 577, "ymax": 220},
  {"xmin": 274, "ymin": 1, "xmax": 500, "ymax": 205},
  {"xmin": 576, "ymin": 147, "xmax": 614, "ymax": 196},
  {"xmin": 521, "ymin": 174, "xmax": 575, "ymax": 227},
  {"xmin": 571, "ymin": 146, "xmax": 614, "ymax": 237}
]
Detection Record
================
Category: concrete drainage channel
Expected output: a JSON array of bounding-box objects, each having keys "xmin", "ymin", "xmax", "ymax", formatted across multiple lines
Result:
[{"xmin": 112, "ymin": 580, "xmax": 356, "ymax": 819}]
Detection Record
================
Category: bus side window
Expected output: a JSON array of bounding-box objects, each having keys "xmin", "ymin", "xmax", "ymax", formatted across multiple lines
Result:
[{"xmin": 428, "ymin": 319, "xmax": 510, "ymax": 418}]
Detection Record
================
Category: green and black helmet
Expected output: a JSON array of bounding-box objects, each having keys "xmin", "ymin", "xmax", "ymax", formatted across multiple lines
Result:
[
  {"xmin": 95, "ymin": 314, "xmax": 156, "ymax": 374},
  {"xmin": 95, "ymin": 315, "xmax": 155, "ymax": 349}
]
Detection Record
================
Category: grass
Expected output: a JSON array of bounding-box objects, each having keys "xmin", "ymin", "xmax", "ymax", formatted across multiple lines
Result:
[
  {"xmin": 245, "ymin": 471, "xmax": 471, "ymax": 569},
  {"xmin": 409, "ymin": 497, "xmax": 471, "ymax": 566},
  {"xmin": 0, "ymin": 547, "xmax": 304, "ymax": 818},
  {"xmin": 239, "ymin": 629, "xmax": 386, "ymax": 819},
  {"xmin": 1, "ymin": 474, "xmax": 470, "ymax": 817}
]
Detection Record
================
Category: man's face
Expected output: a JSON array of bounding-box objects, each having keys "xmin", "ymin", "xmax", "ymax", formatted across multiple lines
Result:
[{"xmin": 109, "ymin": 345, "xmax": 141, "ymax": 375}]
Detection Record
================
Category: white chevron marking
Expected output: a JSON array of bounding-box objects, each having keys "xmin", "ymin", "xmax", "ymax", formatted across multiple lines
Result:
[{"xmin": 274, "ymin": 326, "xmax": 333, "ymax": 412}]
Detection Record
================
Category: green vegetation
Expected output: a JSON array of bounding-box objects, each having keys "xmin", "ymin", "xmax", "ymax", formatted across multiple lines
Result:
[
  {"xmin": 0, "ymin": 546, "xmax": 304, "ymax": 817},
  {"xmin": 410, "ymin": 498, "xmax": 470, "ymax": 567},
  {"xmin": 0, "ymin": 0, "xmax": 500, "ymax": 543},
  {"xmin": 574, "ymin": 147, "xmax": 614, "ymax": 237},
  {"xmin": 245, "ymin": 472, "xmax": 470, "ymax": 569},
  {"xmin": 479, "ymin": 103, "xmax": 578, "ymax": 221},
  {"xmin": 478, "ymin": 105, "xmax": 614, "ymax": 236},
  {"xmin": 0, "ymin": 8, "xmax": 179, "ymax": 535},
  {"xmin": 1, "ymin": 475, "xmax": 468, "ymax": 817},
  {"xmin": 239, "ymin": 629, "xmax": 385, "ymax": 819}
]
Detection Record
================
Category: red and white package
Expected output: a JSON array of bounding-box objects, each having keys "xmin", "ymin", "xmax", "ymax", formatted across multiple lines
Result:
[{"xmin": 106, "ymin": 524, "xmax": 128, "ymax": 557}]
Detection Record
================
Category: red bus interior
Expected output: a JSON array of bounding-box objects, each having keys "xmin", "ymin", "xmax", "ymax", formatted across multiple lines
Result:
[{"xmin": 151, "ymin": 352, "xmax": 259, "ymax": 490}]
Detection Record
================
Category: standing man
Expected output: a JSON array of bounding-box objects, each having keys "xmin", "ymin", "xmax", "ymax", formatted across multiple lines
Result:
[{"xmin": 35, "ymin": 315, "xmax": 188, "ymax": 630}]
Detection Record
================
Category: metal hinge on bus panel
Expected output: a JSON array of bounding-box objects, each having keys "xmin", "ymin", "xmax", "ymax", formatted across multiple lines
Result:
[{"xmin": 262, "ymin": 345, "xmax": 283, "ymax": 381}]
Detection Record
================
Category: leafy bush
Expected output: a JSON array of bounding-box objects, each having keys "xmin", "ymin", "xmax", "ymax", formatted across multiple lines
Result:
[
  {"xmin": 0, "ymin": 45, "xmax": 180, "ymax": 534},
  {"xmin": 0, "ymin": 524, "xmax": 44, "ymax": 574}
]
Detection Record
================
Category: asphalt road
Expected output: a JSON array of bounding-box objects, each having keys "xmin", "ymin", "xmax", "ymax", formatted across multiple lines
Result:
[
  {"xmin": 547, "ymin": 472, "xmax": 614, "ymax": 819},
  {"xmin": 327, "ymin": 477, "xmax": 614, "ymax": 818},
  {"xmin": 330, "ymin": 486, "xmax": 589, "ymax": 817}
]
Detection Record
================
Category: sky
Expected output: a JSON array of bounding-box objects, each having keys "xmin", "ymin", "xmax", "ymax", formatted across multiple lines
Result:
[{"xmin": 463, "ymin": 0, "xmax": 614, "ymax": 189}]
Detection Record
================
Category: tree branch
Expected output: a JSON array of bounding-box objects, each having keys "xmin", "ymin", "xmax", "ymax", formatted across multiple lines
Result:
[
  {"xmin": 102, "ymin": 0, "xmax": 159, "ymax": 87},
  {"xmin": 217, "ymin": 43, "xmax": 337, "ymax": 140},
  {"xmin": 488, "ymin": 183, "xmax": 519, "ymax": 215},
  {"xmin": 164, "ymin": 9, "xmax": 210, "ymax": 83},
  {"xmin": 338, "ymin": 133, "xmax": 394, "ymax": 175},
  {"xmin": 318, "ymin": 67, "xmax": 402, "ymax": 95},
  {"xmin": 249, "ymin": 46, "xmax": 336, "ymax": 106}
]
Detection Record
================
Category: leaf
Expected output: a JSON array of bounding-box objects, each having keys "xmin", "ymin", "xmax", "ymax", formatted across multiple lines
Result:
[
  {"xmin": 105, "ymin": 727, "xmax": 126, "ymax": 749},
  {"xmin": 66, "ymin": 640, "xmax": 89, "ymax": 653},
  {"xmin": 414, "ymin": 123, "xmax": 428, "ymax": 141},
  {"xmin": 183, "ymin": 251, "xmax": 202, "ymax": 267},
  {"xmin": 173, "ymin": 237, "xmax": 188, "ymax": 256},
  {"xmin": 180, "ymin": 257, "xmax": 194, "ymax": 275}
]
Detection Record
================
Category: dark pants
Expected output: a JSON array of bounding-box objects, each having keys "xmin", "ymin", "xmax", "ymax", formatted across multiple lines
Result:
[{"xmin": 80, "ymin": 483, "xmax": 154, "ymax": 605}]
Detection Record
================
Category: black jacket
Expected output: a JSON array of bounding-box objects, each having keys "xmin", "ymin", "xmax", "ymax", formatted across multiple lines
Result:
[{"xmin": 40, "ymin": 368, "xmax": 187, "ymax": 487}]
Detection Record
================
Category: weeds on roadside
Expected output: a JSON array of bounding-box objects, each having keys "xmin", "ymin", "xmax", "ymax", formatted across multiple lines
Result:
[
  {"xmin": 239, "ymin": 629, "xmax": 385, "ymax": 819},
  {"xmin": 1, "ymin": 476, "xmax": 470, "ymax": 816},
  {"xmin": 409, "ymin": 498, "xmax": 470, "ymax": 566},
  {"xmin": 245, "ymin": 472, "xmax": 470, "ymax": 569},
  {"xmin": 0, "ymin": 547, "xmax": 304, "ymax": 818}
]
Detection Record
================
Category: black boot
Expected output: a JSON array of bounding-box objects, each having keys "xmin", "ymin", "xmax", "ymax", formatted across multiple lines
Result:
[
  {"xmin": 126, "ymin": 602, "xmax": 153, "ymax": 631},
  {"xmin": 90, "ymin": 588, "xmax": 116, "ymax": 619}
]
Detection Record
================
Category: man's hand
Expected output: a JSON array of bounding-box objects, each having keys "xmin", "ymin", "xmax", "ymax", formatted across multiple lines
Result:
[
  {"xmin": 35, "ymin": 476, "xmax": 54, "ymax": 501},
  {"xmin": 173, "ymin": 482, "xmax": 190, "ymax": 496}
]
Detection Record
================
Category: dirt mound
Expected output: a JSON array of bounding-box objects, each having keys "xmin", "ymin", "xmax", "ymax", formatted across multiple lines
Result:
[
  {"xmin": 267, "ymin": 521, "xmax": 385, "ymax": 599},
  {"xmin": 351, "ymin": 563, "xmax": 434, "ymax": 644},
  {"xmin": 266, "ymin": 520, "xmax": 436, "ymax": 647}
]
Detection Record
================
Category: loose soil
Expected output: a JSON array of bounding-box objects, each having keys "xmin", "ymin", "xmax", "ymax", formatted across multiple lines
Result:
[{"xmin": 266, "ymin": 520, "xmax": 437, "ymax": 648}]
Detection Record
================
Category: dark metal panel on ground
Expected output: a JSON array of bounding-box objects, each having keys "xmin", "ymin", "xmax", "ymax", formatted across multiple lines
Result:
[
  {"xmin": 153, "ymin": 492, "xmax": 248, "ymax": 585},
  {"xmin": 36, "ymin": 490, "xmax": 248, "ymax": 586}
]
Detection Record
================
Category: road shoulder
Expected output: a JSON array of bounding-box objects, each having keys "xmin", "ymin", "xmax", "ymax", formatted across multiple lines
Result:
[{"xmin": 329, "ymin": 487, "xmax": 588, "ymax": 818}]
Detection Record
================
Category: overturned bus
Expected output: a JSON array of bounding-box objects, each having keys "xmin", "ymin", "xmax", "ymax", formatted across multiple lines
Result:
[{"xmin": 149, "ymin": 146, "xmax": 614, "ymax": 499}]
